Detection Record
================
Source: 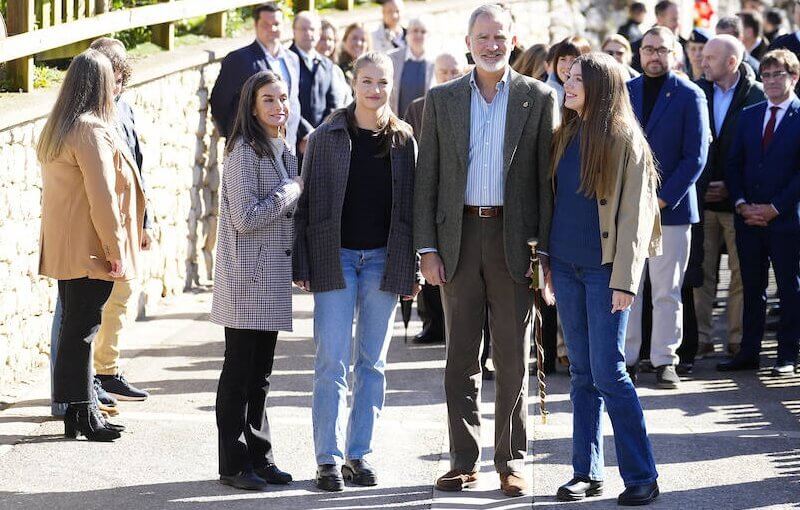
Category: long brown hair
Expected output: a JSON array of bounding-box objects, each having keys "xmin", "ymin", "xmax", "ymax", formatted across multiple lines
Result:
[
  {"xmin": 331, "ymin": 51, "xmax": 412, "ymax": 157},
  {"xmin": 37, "ymin": 49, "xmax": 116, "ymax": 163},
  {"xmin": 225, "ymin": 70, "xmax": 287, "ymax": 158},
  {"xmin": 551, "ymin": 52, "xmax": 657, "ymax": 199}
]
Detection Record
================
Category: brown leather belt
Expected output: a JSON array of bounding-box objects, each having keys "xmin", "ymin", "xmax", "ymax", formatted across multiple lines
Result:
[{"xmin": 464, "ymin": 206, "xmax": 503, "ymax": 218}]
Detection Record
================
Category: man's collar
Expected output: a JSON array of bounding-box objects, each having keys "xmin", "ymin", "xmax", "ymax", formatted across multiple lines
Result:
[
  {"xmin": 295, "ymin": 45, "xmax": 319, "ymax": 63},
  {"xmin": 713, "ymin": 71, "xmax": 741, "ymax": 94},
  {"xmin": 768, "ymin": 94, "xmax": 797, "ymax": 110},
  {"xmin": 256, "ymin": 39, "xmax": 286, "ymax": 60},
  {"xmin": 469, "ymin": 66, "xmax": 511, "ymax": 91},
  {"xmin": 405, "ymin": 45, "xmax": 426, "ymax": 62}
]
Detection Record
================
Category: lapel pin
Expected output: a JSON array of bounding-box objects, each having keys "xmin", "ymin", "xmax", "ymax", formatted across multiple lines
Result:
[{"xmin": 523, "ymin": 101, "xmax": 529, "ymax": 108}]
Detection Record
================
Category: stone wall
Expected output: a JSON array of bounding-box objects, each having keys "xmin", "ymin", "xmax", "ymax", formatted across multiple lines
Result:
[{"xmin": 0, "ymin": 0, "xmax": 556, "ymax": 396}]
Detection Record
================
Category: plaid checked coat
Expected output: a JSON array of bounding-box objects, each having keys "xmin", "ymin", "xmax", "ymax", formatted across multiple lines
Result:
[
  {"xmin": 211, "ymin": 138, "xmax": 302, "ymax": 331},
  {"xmin": 292, "ymin": 112, "xmax": 417, "ymax": 296}
]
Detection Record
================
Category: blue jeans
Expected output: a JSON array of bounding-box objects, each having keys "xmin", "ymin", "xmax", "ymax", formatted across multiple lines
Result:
[
  {"xmin": 551, "ymin": 257, "xmax": 658, "ymax": 487},
  {"xmin": 50, "ymin": 296, "xmax": 69, "ymax": 417},
  {"xmin": 312, "ymin": 248, "xmax": 398, "ymax": 466}
]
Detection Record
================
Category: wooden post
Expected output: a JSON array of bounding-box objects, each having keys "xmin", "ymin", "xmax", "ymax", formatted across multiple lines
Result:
[
  {"xmin": 52, "ymin": 0, "xmax": 63, "ymax": 24},
  {"xmin": 84, "ymin": 0, "xmax": 96, "ymax": 17},
  {"xmin": 151, "ymin": 0, "xmax": 175, "ymax": 50},
  {"xmin": 204, "ymin": 11, "xmax": 227, "ymax": 38},
  {"xmin": 294, "ymin": 0, "xmax": 314, "ymax": 12},
  {"xmin": 335, "ymin": 0, "xmax": 354, "ymax": 10},
  {"xmin": 64, "ymin": 0, "xmax": 75, "ymax": 22},
  {"xmin": 35, "ymin": 0, "xmax": 52, "ymax": 28},
  {"xmin": 95, "ymin": 0, "xmax": 110, "ymax": 14},
  {"xmin": 7, "ymin": 0, "xmax": 35, "ymax": 92}
]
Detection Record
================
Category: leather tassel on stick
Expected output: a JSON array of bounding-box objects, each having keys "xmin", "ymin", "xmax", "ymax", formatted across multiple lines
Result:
[{"xmin": 527, "ymin": 238, "xmax": 548, "ymax": 424}]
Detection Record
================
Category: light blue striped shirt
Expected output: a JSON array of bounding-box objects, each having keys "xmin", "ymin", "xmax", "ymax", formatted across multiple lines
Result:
[{"xmin": 465, "ymin": 68, "xmax": 510, "ymax": 206}]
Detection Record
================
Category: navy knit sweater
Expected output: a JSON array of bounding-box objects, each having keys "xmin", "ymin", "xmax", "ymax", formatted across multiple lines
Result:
[{"xmin": 549, "ymin": 133, "xmax": 603, "ymax": 267}]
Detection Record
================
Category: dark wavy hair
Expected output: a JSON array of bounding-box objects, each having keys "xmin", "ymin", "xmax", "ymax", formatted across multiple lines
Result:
[{"xmin": 225, "ymin": 70, "xmax": 288, "ymax": 158}]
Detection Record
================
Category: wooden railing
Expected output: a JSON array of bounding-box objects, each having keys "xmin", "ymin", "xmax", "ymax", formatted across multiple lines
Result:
[{"xmin": 1, "ymin": 0, "xmax": 356, "ymax": 92}]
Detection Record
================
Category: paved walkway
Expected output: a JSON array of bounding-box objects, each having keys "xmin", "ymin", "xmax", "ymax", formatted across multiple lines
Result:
[{"xmin": 0, "ymin": 289, "xmax": 798, "ymax": 509}]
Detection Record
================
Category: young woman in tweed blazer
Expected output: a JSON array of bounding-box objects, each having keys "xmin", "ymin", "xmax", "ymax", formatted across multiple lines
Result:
[
  {"xmin": 210, "ymin": 71, "xmax": 303, "ymax": 491},
  {"xmin": 293, "ymin": 52, "xmax": 418, "ymax": 492}
]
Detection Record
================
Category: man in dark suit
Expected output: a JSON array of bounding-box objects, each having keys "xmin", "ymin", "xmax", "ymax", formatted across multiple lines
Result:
[
  {"xmin": 210, "ymin": 2, "xmax": 311, "ymax": 148},
  {"xmin": 739, "ymin": 10, "xmax": 770, "ymax": 61},
  {"xmin": 404, "ymin": 52, "xmax": 464, "ymax": 344},
  {"xmin": 631, "ymin": 0, "xmax": 689, "ymax": 73},
  {"xmin": 618, "ymin": 2, "xmax": 647, "ymax": 43},
  {"xmin": 687, "ymin": 36, "xmax": 765, "ymax": 370},
  {"xmin": 414, "ymin": 4, "xmax": 556, "ymax": 497},
  {"xmin": 767, "ymin": 0, "xmax": 800, "ymax": 92},
  {"xmin": 289, "ymin": 11, "xmax": 339, "ymax": 129},
  {"xmin": 719, "ymin": 49, "xmax": 800, "ymax": 376},
  {"xmin": 716, "ymin": 16, "xmax": 762, "ymax": 75},
  {"xmin": 625, "ymin": 26, "xmax": 710, "ymax": 389}
]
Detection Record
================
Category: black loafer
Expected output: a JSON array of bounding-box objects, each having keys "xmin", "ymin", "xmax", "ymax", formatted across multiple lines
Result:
[
  {"xmin": 219, "ymin": 470, "xmax": 267, "ymax": 491},
  {"xmin": 556, "ymin": 476, "xmax": 603, "ymax": 501},
  {"xmin": 316, "ymin": 464, "xmax": 345, "ymax": 492},
  {"xmin": 342, "ymin": 458, "xmax": 378, "ymax": 486},
  {"xmin": 255, "ymin": 463, "xmax": 292, "ymax": 484},
  {"xmin": 618, "ymin": 481, "xmax": 659, "ymax": 506}
]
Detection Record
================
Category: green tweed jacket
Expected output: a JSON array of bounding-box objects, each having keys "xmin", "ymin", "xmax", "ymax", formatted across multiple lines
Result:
[{"xmin": 413, "ymin": 69, "xmax": 557, "ymax": 284}]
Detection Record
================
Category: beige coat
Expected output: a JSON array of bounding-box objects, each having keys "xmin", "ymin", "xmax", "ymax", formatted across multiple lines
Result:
[
  {"xmin": 597, "ymin": 136, "xmax": 662, "ymax": 294},
  {"xmin": 39, "ymin": 115, "xmax": 145, "ymax": 282}
]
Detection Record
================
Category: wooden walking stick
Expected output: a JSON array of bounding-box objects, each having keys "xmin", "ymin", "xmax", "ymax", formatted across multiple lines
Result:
[{"xmin": 527, "ymin": 238, "xmax": 548, "ymax": 425}]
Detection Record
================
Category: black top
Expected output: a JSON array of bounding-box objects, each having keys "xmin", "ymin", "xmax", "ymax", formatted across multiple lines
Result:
[
  {"xmin": 643, "ymin": 73, "xmax": 667, "ymax": 125},
  {"xmin": 340, "ymin": 128, "xmax": 393, "ymax": 250}
]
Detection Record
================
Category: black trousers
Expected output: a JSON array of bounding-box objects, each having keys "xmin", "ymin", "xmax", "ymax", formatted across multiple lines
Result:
[
  {"xmin": 216, "ymin": 327, "xmax": 278, "ymax": 476},
  {"xmin": 53, "ymin": 278, "xmax": 113, "ymax": 403},
  {"xmin": 417, "ymin": 282, "xmax": 444, "ymax": 335}
]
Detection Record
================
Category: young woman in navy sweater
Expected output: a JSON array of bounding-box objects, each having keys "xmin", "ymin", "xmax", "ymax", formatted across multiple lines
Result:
[{"xmin": 547, "ymin": 53, "xmax": 663, "ymax": 506}]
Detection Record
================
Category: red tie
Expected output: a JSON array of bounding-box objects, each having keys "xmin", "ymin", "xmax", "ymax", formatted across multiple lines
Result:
[{"xmin": 762, "ymin": 106, "xmax": 780, "ymax": 151}]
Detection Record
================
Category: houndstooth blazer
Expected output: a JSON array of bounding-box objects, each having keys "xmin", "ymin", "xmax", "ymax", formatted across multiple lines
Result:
[
  {"xmin": 293, "ymin": 111, "xmax": 417, "ymax": 295},
  {"xmin": 211, "ymin": 137, "xmax": 301, "ymax": 332}
]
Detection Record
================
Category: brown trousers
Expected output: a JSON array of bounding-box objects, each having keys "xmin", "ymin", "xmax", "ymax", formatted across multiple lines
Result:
[{"xmin": 441, "ymin": 214, "xmax": 531, "ymax": 474}]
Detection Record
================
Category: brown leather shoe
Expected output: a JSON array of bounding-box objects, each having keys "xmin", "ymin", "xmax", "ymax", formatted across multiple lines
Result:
[
  {"xmin": 435, "ymin": 469, "xmax": 479, "ymax": 491},
  {"xmin": 500, "ymin": 472, "xmax": 528, "ymax": 497}
]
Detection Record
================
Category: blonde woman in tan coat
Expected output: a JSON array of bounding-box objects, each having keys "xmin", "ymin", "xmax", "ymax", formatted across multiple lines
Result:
[{"xmin": 38, "ymin": 49, "xmax": 145, "ymax": 442}]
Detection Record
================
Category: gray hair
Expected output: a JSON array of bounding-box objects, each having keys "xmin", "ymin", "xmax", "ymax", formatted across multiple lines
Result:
[{"xmin": 468, "ymin": 4, "xmax": 513, "ymax": 35}]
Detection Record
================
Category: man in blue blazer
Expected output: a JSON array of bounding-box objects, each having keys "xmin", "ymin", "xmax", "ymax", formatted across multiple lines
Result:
[
  {"xmin": 624, "ymin": 26, "xmax": 711, "ymax": 389},
  {"xmin": 289, "ymin": 11, "xmax": 340, "ymax": 129},
  {"xmin": 719, "ymin": 49, "xmax": 800, "ymax": 376},
  {"xmin": 210, "ymin": 2, "xmax": 311, "ymax": 148}
]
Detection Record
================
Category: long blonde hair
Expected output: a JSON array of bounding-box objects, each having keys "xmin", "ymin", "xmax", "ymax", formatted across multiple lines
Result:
[
  {"xmin": 551, "ymin": 52, "xmax": 658, "ymax": 198},
  {"xmin": 37, "ymin": 49, "xmax": 116, "ymax": 163}
]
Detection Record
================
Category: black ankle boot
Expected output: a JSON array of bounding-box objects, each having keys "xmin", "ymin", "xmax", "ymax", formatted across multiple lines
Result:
[
  {"xmin": 90, "ymin": 402, "xmax": 125, "ymax": 432},
  {"xmin": 64, "ymin": 403, "xmax": 121, "ymax": 442}
]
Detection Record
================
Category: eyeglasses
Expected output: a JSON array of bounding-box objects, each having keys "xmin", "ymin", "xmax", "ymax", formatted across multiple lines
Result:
[
  {"xmin": 641, "ymin": 46, "xmax": 671, "ymax": 56},
  {"xmin": 605, "ymin": 49, "xmax": 626, "ymax": 57},
  {"xmin": 761, "ymin": 70, "xmax": 790, "ymax": 80}
]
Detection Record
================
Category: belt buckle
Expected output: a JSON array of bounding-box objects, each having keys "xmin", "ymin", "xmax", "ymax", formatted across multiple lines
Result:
[{"xmin": 478, "ymin": 207, "xmax": 492, "ymax": 218}]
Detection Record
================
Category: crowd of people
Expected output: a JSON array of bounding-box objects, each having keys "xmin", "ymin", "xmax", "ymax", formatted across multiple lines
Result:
[{"xmin": 35, "ymin": 0, "xmax": 800, "ymax": 506}]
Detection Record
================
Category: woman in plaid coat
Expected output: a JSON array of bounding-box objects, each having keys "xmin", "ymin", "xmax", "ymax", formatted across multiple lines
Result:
[
  {"xmin": 293, "ymin": 52, "xmax": 418, "ymax": 492},
  {"xmin": 211, "ymin": 71, "xmax": 302, "ymax": 491}
]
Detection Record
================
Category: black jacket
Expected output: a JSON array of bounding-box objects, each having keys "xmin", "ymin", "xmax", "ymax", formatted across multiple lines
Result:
[{"xmin": 696, "ymin": 66, "xmax": 765, "ymax": 213}]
